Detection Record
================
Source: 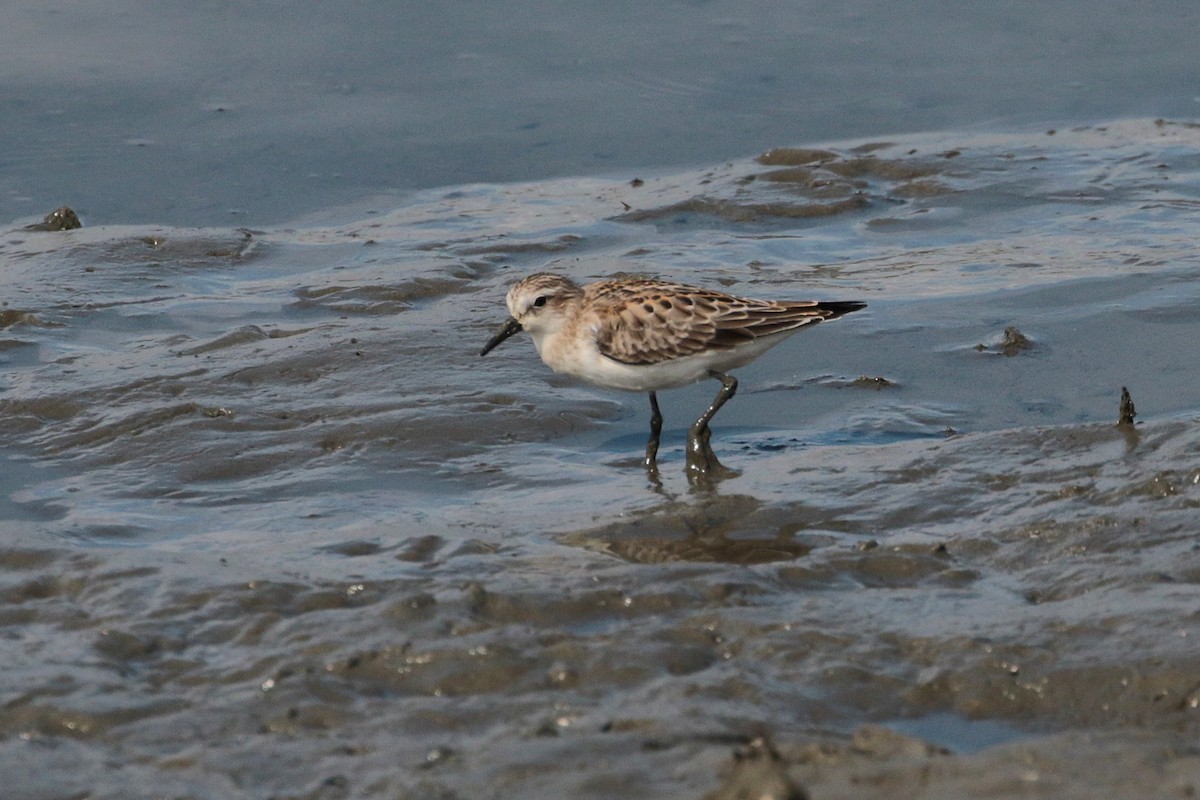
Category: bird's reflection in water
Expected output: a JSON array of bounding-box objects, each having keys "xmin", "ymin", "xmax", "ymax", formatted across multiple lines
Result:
[{"xmin": 560, "ymin": 494, "xmax": 821, "ymax": 565}]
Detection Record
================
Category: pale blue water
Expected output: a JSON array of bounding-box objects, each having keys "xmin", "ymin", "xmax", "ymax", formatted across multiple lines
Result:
[{"xmin": 3, "ymin": 1, "xmax": 1199, "ymax": 226}]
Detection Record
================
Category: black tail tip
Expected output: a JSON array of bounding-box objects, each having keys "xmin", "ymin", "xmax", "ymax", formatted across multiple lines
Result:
[{"xmin": 821, "ymin": 300, "xmax": 867, "ymax": 315}]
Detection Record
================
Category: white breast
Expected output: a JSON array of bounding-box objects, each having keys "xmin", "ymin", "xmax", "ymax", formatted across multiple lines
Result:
[{"xmin": 536, "ymin": 326, "xmax": 797, "ymax": 392}]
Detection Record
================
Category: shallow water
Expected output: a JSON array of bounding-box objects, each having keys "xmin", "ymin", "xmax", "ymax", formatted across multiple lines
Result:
[
  {"xmin": 5, "ymin": 0, "xmax": 1200, "ymax": 228},
  {"xmin": 3, "ymin": 119, "xmax": 1200, "ymax": 797}
]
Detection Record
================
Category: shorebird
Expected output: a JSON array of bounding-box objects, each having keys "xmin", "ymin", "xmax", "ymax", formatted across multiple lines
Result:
[{"xmin": 480, "ymin": 272, "xmax": 865, "ymax": 477}]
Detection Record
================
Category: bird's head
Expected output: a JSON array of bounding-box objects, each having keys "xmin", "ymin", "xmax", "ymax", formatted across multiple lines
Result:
[{"xmin": 480, "ymin": 273, "xmax": 583, "ymax": 356}]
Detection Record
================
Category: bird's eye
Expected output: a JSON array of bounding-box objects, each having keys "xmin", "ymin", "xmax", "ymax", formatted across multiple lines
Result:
[{"xmin": 533, "ymin": 296, "xmax": 548, "ymax": 308}]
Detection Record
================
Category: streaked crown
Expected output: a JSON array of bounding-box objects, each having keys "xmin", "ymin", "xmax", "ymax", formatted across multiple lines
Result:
[{"xmin": 506, "ymin": 272, "xmax": 584, "ymax": 323}]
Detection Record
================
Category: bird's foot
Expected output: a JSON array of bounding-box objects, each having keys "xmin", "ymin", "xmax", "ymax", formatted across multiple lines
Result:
[
  {"xmin": 644, "ymin": 436, "xmax": 660, "ymax": 467},
  {"xmin": 685, "ymin": 425, "xmax": 739, "ymax": 488},
  {"xmin": 643, "ymin": 443, "xmax": 663, "ymax": 487}
]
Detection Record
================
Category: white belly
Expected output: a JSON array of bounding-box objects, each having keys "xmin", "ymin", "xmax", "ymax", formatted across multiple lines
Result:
[{"xmin": 534, "ymin": 328, "xmax": 795, "ymax": 392}]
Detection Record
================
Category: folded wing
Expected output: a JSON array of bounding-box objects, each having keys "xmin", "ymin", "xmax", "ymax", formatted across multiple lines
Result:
[{"xmin": 593, "ymin": 280, "xmax": 864, "ymax": 366}]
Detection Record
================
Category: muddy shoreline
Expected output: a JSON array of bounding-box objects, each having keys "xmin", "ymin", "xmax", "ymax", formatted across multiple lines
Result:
[{"xmin": 3, "ymin": 121, "xmax": 1200, "ymax": 798}]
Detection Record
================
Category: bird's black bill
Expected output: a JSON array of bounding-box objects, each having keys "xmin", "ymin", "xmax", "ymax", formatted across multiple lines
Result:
[{"xmin": 480, "ymin": 317, "xmax": 523, "ymax": 356}]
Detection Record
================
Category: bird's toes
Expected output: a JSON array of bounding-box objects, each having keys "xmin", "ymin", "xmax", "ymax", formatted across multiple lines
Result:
[{"xmin": 685, "ymin": 428, "xmax": 737, "ymax": 483}]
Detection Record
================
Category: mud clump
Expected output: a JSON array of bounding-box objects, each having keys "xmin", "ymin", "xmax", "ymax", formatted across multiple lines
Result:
[
  {"xmin": 1118, "ymin": 386, "xmax": 1137, "ymax": 426},
  {"xmin": 24, "ymin": 206, "xmax": 82, "ymax": 231},
  {"xmin": 975, "ymin": 325, "xmax": 1034, "ymax": 356}
]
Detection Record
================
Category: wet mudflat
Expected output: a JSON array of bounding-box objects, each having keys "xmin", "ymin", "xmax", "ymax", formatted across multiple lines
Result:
[{"xmin": 3, "ymin": 120, "xmax": 1200, "ymax": 798}]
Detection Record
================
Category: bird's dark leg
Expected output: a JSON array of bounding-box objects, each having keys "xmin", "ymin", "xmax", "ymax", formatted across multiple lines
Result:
[
  {"xmin": 691, "ymin": 371, "xmax": 737, "ymax": 435},
  {"xmin": 686, "ymin": 371, "xmax": 739, "ymax": 481},
  {"xmin": 644, "ymin": 391, "xmax": 663, "ymax": 472}
]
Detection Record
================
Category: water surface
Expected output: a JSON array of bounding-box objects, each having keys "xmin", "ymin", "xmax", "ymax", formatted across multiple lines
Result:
[{"xmin": 4, "ymin": 1, "xmax": 1200, "ymax": 227}]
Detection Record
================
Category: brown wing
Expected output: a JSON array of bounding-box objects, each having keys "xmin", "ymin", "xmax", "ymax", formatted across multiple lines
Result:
[
  {"xmin": 592, "ymin": 279, "xmax": 863, "ymax": 366},
  {"xmin": 594, "ymin": 283, "xmax": 719, "ymax": 365}
]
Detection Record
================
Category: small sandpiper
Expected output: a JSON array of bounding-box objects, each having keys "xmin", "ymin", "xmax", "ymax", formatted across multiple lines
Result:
[{"xmin": 481, "ymin": 272, "xmax": 865, "ymax": 478}]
